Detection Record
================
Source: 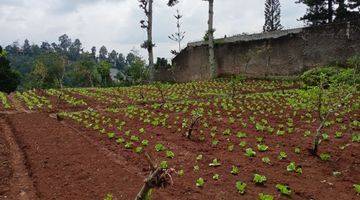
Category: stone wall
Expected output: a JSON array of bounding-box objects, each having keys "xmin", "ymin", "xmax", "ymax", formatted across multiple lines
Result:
[{"xmin": 155, "ymin": 19, "xmax": 360, "ymax": 82}]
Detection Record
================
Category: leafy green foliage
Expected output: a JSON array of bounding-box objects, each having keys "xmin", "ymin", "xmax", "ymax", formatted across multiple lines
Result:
[
  {"xmin": 235, "ymin": 181, "xmax": 247, "ymax": 194},
  {"xmin": 160, "ymin": 161, "xmax": 168, "ymax": 169},
  {"xmin": 209, "ymin": 159, "xmax": 221, "ymax": 167},
  {"xmin": 104, "ymin": 193, "xmax": 113, "ymax": 200},
  {"xmin": 259, "ymin": 193, "xmax": 274, "ymax": 200},
  {"xmin": 155, "ymin": 143, "xmax": 165, "ymax": 152},
  {"xmin": 320, "ymin": 153, "xmax": 331, "ymax": 161},
  {"xmin": 245, "ymin": 148, "xmax": 256, "ymax": 157},
  {"xmin": 212, "ymin": 174, "xmax": 220, "ymax": 180},
  {"xmin": 231, "ymin": 166, "xmax": 240, "ymax": 175},
  {"xmin": 354, "ymin": 184, "xmax": 360, "ymax": 194},
  {"xmin": 276, "ymin": 184, "xmax": 291, "ymax": 196},
  {"xmin": 253, "ymin": 174, "xmax": 267, "ymax": 184},
  {"xmin": 196, "ymin": 178, "xmax": 205, "ymax": 187},
  {"xmin": 0, "ymin": 46, "xmax": 20, "ymax": 93},
  {"xmin": 166, "ymin": 150, "xmax": 175, "ymax": 159},
  {"xmin": 278, "ymin": 151, "xmax": 287, "ymax": 160}
]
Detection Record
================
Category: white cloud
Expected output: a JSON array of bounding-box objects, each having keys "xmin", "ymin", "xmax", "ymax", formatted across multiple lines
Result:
[{"xmin": 0, "ymin": 0, "xmax": 306, "ymax": 60}]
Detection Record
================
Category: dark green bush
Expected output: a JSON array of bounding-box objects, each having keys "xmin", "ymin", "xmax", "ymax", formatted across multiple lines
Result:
[
  {"xmin": 300, "ymin": 67, "xmax": 340, "ymax": 86},
  {"xmin": 301, "ymin": 55, "xmax": 360, "ymax": 86},
  {"xmin": 0, "ymin": 46, "xmax": 20, "ymax": 93}
]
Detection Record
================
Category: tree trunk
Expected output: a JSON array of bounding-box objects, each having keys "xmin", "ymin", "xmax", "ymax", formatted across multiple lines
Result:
[
  {"xmin": 328, "ymin": 0, "xmax": 333, "ymax": 23},
  {"xmin": 208, "ymin": 0, "xmax": 217, "ymax": 79},
  {"xmin": 148, "ymin": 0, "xmax": 155, "ymax": 82}
]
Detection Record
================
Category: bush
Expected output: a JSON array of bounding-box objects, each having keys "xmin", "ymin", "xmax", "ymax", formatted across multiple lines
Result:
[
  {"xmin": 347, "ymin": 55, "xmax": 360, "ymax": 73},
  {"xmin": 301, "ymin": 66, "xmax": 359, "ymax": 87},
  {"xmin": 300, "ymin": 67, "xmax": 340, "ymax": 86}
]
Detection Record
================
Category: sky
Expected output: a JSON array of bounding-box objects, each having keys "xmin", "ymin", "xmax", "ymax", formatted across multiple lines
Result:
[{"xmin": 0, "ymin": 0, "xmax": 307, "ymax": 59}]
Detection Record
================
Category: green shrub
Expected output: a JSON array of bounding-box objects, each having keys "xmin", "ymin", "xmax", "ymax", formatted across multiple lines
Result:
[
  {"xmin": 347, "ymin": 55, "xmax": 360, "ymax": 73},
  {"xmin": 300, "ymin": 67, "xmax": 340, "ymax": 86},
  {"xmin": 301, "ymin": 66, "xmax": 359, "ymax": 86}
]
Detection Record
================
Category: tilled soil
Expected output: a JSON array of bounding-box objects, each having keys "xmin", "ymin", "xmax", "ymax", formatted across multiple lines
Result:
[
  {"xmin": 1, "ymin": 105, "xmax": 359, "ymax": 199},
  {"xmin": 1, "ymin": 113, "xmax": 145, "ymax": 200},
  {"xmin": 0, "ymin": 123, "xmax": 11, "ymax": 198}
]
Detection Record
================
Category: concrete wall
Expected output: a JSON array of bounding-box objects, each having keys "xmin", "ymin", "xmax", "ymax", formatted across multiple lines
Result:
[{"xmin": 155, "ymin": 20, "xmax": 360, "ymax": 82}]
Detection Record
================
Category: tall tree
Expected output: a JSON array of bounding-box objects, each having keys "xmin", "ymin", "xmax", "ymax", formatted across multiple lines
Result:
[
  {"xmin": 0, "ymin": 46, "xmax": 20, "ymax": 93},
  {"xmin": 116, "ymin": 53, "xmax": 126, "ymax": 70},
  {"xmin": 139, "ymin": 0, "xmax": 155, "ymax": 81},
  {"xmin": 263, "ymin": 0, "xmax": 284, "ymax": 32},
  {"xmin": 296, "ymin": 0, "xmax": 330, "ymax": 25},
  {"xmin": 169, "ymin": 9, "xmax": 186, "ymax": 55},
  {"xmin": 99, "ymin": 46, "xmax": 108, "ymax": 61},
  {"xmin": 108, "ymin": 50, "xmax": 118, "ymax": 67},
  {"xmin": 91, "ymin": 46, "xmax": 97, "ymax": 60},
  {"xmin": 97, "ymin": 61, "xmax": 112, "ymax": 87},
  {"xmin": 169, "ymin": 0, "xmax": 217, "ymax": 78},
  {"xmin": 335, "ymin": 0, "xmax": 360, "ymax": 21},
  {"xmin": 297, "ymin": 0, "xmax": 359, "ymax": 25},
  {"xmin": 23, "ymin": 39, "xmax": 32, "ymax": 55},
  {"xmin": 69, "ymin": 39, "xmax": 82, "ymax": 61},
  {"xmin": 206, "ymin": 0, "xmax": 216, "ymax": 79},
  {"xmin": 34, "ymin": 52, "xmax": 66, "ymax": 88},
  {"xmin": 40, "ymin": 42, "xmax": 52, "ymax": 51},
  {"xmin": 58, "ymin": 34, "xmax": 72, "ymax": 53}
]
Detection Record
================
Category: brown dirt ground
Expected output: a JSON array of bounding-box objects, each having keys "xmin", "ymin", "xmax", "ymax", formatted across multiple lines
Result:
[{"xmin": 1, "ymin": 113, "xmax": 146, "ymax": 200}]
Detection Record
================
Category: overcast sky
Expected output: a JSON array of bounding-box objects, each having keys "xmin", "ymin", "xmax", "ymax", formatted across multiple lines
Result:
[{"xmin": 0, "ymin": 0, "xmax": 307, "ymax": 59}]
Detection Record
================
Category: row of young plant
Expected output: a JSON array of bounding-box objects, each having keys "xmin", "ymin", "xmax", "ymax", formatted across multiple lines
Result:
[
  {"xmin": 15, "ymin": 90, "xmax": 52, "ymax": 110},
  {"xmin": 0, "ymin": 92, "xmax": 11, "ymax": 110},
  {"xmin": 46, "ymin": 89, "xmax": 87, "ymax": 106}
]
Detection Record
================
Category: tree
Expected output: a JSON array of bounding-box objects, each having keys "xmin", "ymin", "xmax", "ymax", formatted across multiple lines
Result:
[
  {"xmin": 97, "ymin": 61, "xmax": 112, "ymax": 87},
  {"xmin": 58, "ymin": 34, "xmax": 72, "ymax": 53},
  {"xmin": 205, "ymin": 0, "xmax": 216, "ymax": 79},
  {"xmin": 126, "ymin": 51, "xmax": 137, "ymax": 66},
  {"xmin": 116, "ymin": 53, "xmax": 126, "ymax": 70},
  {"xmin": 99, "ymin": 46, "xmax": 108, "ymax": 61},
  {"xmin": 68, "ymin": 39, "xmax": 82, "ymax": 61},
  {"xmin": 125, "ymin": 55, "xmax": 149, "ymax": 85},
  {"xmin": 41, "ymin": 42, "xmax": 52, "ymax": 52},
  {"xmin": 169, "ymin": 0, "xmax": 217, "ymax": 79},
  {"xmin": 168, "ymin": 9, "xmax": 186, "ymax": 55},
  {"xmin": 297, "ymin": 0, "xmax": 360, "ymax": 25},
  {"xmin": 0, "ymin": 46, "xmax": 20, "ymax": 93},
  {"xmin": 68, "ymin": 54, "xmax": 100, "ymax": 87},
  {"xmin": 139, "ymin": 0, "xmax": 155, "ymax": 81},
  {"xmin": 335, "ymin": 0, "xmax": 360, "ymax": 21},
  {"xmin": 263, "ymin": 0, "xmax": 283, "ymax": 32},
  {"xmin": 23, "ymin": 39, "xmax": 32, "ymax": 55},
  {"xmin": 91, "ymin": 46, "xmax": 97, "ymax": 60},
  {"xmin": 108, "ymin": 50, "xmax": 118, "ymax": 67},
  {"xmin": 34, "ymin": 52, "xmax": 66, "ymax": 88},
  {"xmin": 348, "ymin": 0, "xmax": 360, "ymax": 9},
  {"xmin": 296, "ymin": 0, "xmax": 330, "ymax": 25}
]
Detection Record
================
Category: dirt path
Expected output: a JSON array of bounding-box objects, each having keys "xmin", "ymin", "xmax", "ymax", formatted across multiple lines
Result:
[
  {"xmin": 5, "ymin": 113, "xmax": 144, "ymax": 200},
  {"xmin": 0, "ymin": 115, "xmax": 37, "ymax": 200}
]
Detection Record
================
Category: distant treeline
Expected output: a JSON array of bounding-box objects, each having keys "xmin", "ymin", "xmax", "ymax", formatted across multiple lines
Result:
[{"xmin": 2, "ymin": 34, "xmax": 150, "ymax": 91}]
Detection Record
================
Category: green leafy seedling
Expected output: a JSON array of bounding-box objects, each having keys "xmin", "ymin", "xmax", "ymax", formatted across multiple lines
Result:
[
  {"xmin": 259, "ymin": 193, "xmax": 274, "ymax": 200},
  {"xmin": 196, "ymin": 178, "xmax": 205, "ymax": 187},
  {"xmin": 253, "ymin": 174, "xmax": 267, "ymax": 185},
  {"xmin": 354, "ymin": 184, "xmax": 360, "ymax": 194},
  {"xmin": 166, "ymin": 151, "xmax": 175, "ymax": 159},
  {"xmin": 155, "ymin": 143, "xmax": 165, "ymax": 152},
  {"xmin": 209, "ymin": 159, "xmax": 221, "ymax": 167},
  {"xmin": 276, "ymin": 184, "xmax": 291, "ymax": 196},
  {"xmin": 231, "ymin": 166, "xmax": 240, "ymax": 175},
  {"xmin": 245, "ymin": 148, "xmax": 256, "ymax": 157},
  {"xmin": 235, "ymin": 181, "xmax": 247, "ymax": 194}
]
